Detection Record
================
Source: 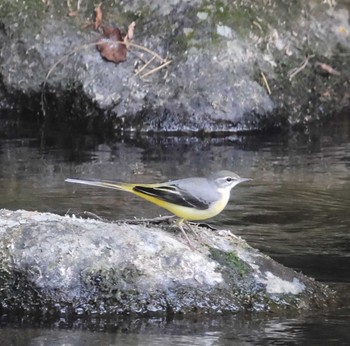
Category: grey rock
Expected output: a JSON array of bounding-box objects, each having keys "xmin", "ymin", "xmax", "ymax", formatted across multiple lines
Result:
[
  {"xmin": 0, "ymin": 209, "xmax": 335, "ymax": 316},
  {"xmin": 0, "ymin": 0, "xmax": 350, "ymax": 133}
]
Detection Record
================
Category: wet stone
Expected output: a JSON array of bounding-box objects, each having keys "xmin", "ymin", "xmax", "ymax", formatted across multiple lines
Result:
[{"xmin": 0, "ymin": 209, "xmax": 336, "ymax": 318}]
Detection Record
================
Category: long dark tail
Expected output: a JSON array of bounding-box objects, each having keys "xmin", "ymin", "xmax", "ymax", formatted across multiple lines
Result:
[{"xmin": 65, "ymin": 178, "xmax": 129, "ymax": 191}]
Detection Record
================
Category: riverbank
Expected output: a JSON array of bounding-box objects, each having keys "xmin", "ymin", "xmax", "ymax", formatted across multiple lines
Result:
[{"xmin": 1, "ymin": 0, "xmax": 350, "ymax": 135}]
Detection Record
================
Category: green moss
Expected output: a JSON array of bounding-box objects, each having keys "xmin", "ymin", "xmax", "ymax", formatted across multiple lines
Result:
[
  {"xmin": 173, "ymin": 33, "xmax": 194, "ymax": 51},
  {"xmin": 210, "ymin": 248, "xmax": 250, "ymax": 277},
  {"xmin": 214, "ymin": 1, "xmax": 251, "ymax": 27},
  {"xmin": 193, "ymin": 0, "xmax": 307, "ymax": 41},
  {"xmin": 189, "ymin": 0, "xmax": 261, "ymax": 42},
  {"xmin": 0, "ymin": 0, "xmax": 45, "ymax": 24},
  {"xmin": 105, "ymin": 9, "xmax": 141, "ymax": 27},
  {"xmin": 213, "ymin": 1, "xmax": 231, "ymax": 22}
]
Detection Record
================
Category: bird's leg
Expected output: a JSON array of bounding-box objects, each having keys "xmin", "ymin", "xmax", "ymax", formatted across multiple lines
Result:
[
  {"xmin": 177, "ymin": 219, "xmax": 195, "ymax": 250},
  {"xmin": 184, "ymin": 221, "xmax": 202, "ymax": 240}
]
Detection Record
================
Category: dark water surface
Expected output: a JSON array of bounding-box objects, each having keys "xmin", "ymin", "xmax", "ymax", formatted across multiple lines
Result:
[{"xmin": 1, "ymin": 116, "xmax": 350, "ymax": 345}]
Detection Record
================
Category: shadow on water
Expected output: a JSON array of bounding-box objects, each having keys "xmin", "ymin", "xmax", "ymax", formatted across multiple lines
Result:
[{"xmin": 1, "ymin": 112, "xmax": 350, "ymax": 344}]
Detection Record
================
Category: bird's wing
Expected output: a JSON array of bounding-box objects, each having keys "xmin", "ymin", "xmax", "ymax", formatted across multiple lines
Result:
[
  {"xmin": 132, "ymin": 183, "xmax": 210, "ymax": 210},
  {"xmin": 65, "ymin": 177, "xmax": 218, "ymax": 210}
]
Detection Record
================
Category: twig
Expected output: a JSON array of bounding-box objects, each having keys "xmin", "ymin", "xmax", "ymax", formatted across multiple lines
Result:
[
  {"xmin": 252, "ymin": 20, "xmax": 263, "ymax": 32},
  {"xmin": 135, "ymin": 55, "xmax": 156, "ymax": 76},
  {"xmin": 65, "ymin": 209, "xmax": 105, "ymax": 221},
  {"xmin": 118, "ymin": 215, "xmax": 176, "ymax": 224},
  {"xmin": 82, "ymin": 211, "xmax": 104, "ymax": 220},
  {"xmin": 261, "ymin": 71, "xmax": 271, "ymax": 95},
  {"xmin": 127, "ymin": 41, "xmax": 166, "ymax": 63},
  {"xmin": 140, "ymin": 60, "xmax": 172, "ymax": 78},
  {"xmin": 288, "ymin": 54, "xmax": 315, "ymax": 81}
]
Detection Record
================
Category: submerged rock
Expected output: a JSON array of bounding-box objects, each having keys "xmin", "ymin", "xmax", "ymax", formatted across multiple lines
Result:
[{"xmin": 0, "ymin": 209, "xmax": 334, "ymax": 317}]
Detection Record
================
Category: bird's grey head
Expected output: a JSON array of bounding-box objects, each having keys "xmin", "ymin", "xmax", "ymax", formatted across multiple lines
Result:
[{"xmin": 210, "ymin": 170, "xmax": 251, "ymax": 191}]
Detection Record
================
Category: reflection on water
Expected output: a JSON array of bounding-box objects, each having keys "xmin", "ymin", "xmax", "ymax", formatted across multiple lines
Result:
[
  {"xmin": 1, "ymin": 116, "xmax": 350, "ymax": 344},
  {"xmin": 1, "ymin": 309, "xmax": 350, "ymax": 345}
]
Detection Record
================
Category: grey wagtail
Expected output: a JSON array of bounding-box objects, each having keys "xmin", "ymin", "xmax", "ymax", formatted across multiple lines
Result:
[{"xmin": 65, "ymin": 170, "xmax": 251, "ymax": 247}]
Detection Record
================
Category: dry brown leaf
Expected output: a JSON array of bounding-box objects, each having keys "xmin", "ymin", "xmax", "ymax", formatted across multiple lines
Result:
[
  {"xmin": 96, "ymin": 26, "xmax": 127, "ymax": 63},
  {"xmin": 125, "ymin": 21, "xmax": 136, "ymax": 43},
  {"xmin": 94, "ymin": 3, "xmax": 103, "ymax": 30}
]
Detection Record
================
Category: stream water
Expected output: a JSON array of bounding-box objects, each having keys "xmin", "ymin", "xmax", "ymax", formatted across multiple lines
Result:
[{"xmin": 0, "ymin": 114, "xmax": 349, "ymax": 345}]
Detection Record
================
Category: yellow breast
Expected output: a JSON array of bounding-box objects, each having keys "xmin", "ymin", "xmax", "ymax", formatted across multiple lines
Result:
[{"xmin": 158, "ymin": 189, "xmax": 231, "ymax": 221}]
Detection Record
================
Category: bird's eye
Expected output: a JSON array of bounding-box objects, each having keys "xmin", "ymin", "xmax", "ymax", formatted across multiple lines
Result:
[{"xmin": 226, "ymin": 177, "xmax": 233, "ymax": 182}]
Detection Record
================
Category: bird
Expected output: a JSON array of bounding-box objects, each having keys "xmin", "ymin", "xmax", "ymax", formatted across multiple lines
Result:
[{"xmin": 65, "ymin": 170, "xmax": 251, "ymax": 248}]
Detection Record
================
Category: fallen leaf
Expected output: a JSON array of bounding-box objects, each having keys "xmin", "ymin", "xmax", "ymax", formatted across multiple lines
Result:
[
  {"xmin": 67, "ymin": 10, "xmax": 79, "ymax": 17},
  {"xmin": 102, "ymin": 26, "xmax": 123, "ymax": 40},
  {"xmin": 96, "ymin": 26, "xmax": 127, "ymax": 63},
  {"xmin": 338, "ymin": 26, "xmax": 348, "ymax": 35},
  {"xmin": 125, "ymin": 21, "xmax": 136, "ymax": 43},
  {"xmin": 315, "ymin": 62, "xmax": 340, "ymax": 76},
  {"xmin": 94, "ymin": 3, "xmax": 103, "ymax": 30}
]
